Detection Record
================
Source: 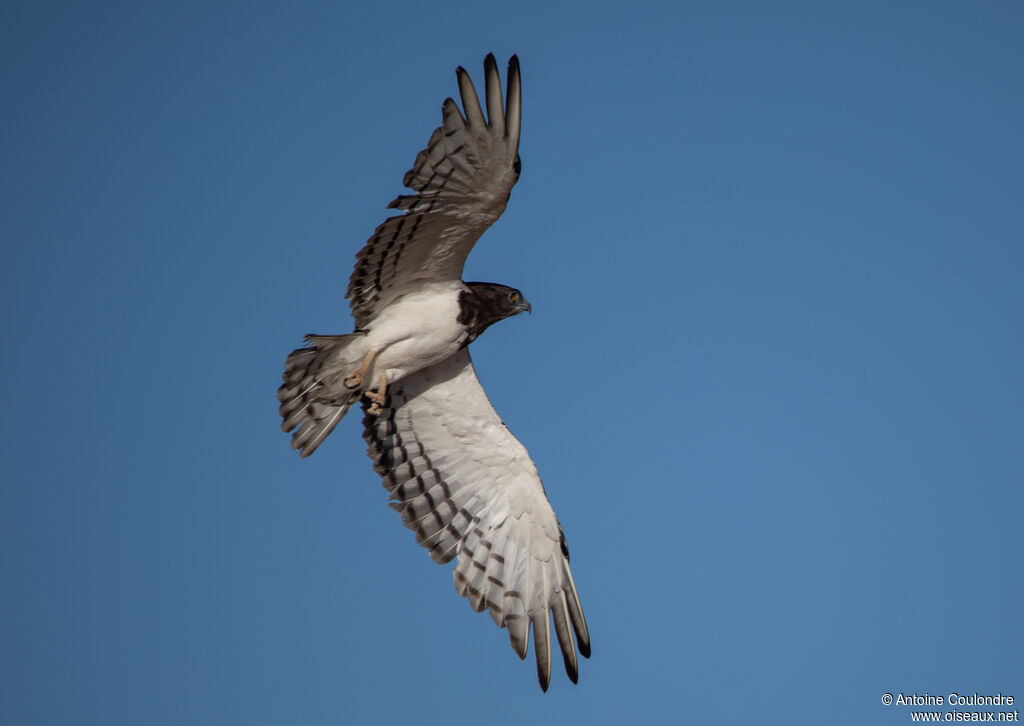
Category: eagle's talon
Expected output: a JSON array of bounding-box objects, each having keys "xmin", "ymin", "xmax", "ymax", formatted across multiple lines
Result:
[
  {"xmin": 364, "ymin": 371, "xmax": 388, "ymax": 415},
  {"xmin": 365, "ymin": 394, "xmax": 384, "ymax": 415},
  {"xmin": 345, "ymin": 350, "xmax": 379, "ymax": 390}
]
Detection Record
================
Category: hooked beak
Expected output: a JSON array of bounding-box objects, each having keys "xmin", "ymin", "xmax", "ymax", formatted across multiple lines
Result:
[{"xmin": 515, "ymin": 296, "xmax": 532, "ymax": 315}]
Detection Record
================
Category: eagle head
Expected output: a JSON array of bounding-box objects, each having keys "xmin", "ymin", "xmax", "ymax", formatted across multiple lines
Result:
[{"xmin": 459, "ymin": 282, "xmax": 531, "ymax": 344}]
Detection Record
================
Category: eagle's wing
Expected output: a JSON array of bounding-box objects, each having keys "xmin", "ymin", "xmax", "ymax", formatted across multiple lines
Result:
[
  {"xmin": 346, "ymin": 54, "xmax": 522, "ymax": 328},
  {"xmin": 361, "ymin": 349, "xmax": 590, "ymax": 691}
]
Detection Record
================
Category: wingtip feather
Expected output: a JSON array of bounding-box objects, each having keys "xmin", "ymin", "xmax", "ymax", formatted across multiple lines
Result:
[
  {"xmin": 505, "ymin": 55, "xmax": 521, "ymax": 151},
  {"xmin": 457, "ymin": 64, "xmax": 485, "ymax": 128},
  {"xmin": 483, "ymin": 54, "xmax": 504, "ymax": 135},
  {"xmin": 532, "ymin": 612, "xmax": 552, "ymax": 692},
  {"xmin": 552, "ymin": 592, "xmax": 579, "ymax": 683},
  {"xmin": 561, "ymin": 561, "xmax": 591, "ymax": 659}
]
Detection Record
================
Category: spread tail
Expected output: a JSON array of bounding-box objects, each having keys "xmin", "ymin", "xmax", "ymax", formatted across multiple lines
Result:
[{"xmin": 277, "ymin": 333, "xmax": 367, "ymax": 458}]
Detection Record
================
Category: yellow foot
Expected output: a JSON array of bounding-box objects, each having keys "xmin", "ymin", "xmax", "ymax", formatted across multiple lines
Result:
[
  {"xmin": 344, "ymin": 350, "xmax": 378, "ymax": 390},
  {"xmin": 365, "ymin": 371, "xmax": 388, "ymax": 415}
]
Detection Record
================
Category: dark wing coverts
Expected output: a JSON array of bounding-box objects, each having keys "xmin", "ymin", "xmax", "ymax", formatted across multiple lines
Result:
[
  {"xmin": 362, "ymin": 351, "xmax": 590, "ymax": 690},
  {"xmin": 346, "ymin": 55, "xmax": 522, "ymax": 328}
]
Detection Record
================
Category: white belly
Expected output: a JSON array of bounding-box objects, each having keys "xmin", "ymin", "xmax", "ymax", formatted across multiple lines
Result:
[{"xmin": 363, "ymin": 281, "xmax": 468, "ymax": 386}]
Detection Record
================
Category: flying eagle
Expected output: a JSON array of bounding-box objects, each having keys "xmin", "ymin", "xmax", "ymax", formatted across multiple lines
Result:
[{"xmin": 277, "ymin": 55, "xmax": 590, "ymax": 691}]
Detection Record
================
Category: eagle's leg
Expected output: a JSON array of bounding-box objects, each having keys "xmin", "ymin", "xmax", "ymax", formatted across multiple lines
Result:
[
  {"xmin": 365, "ymin": 371, "xmax": 388, "ymax": 415},
  {"xmin": 344, "ymin": 350, "xmax": 378, "ymax": 390}
]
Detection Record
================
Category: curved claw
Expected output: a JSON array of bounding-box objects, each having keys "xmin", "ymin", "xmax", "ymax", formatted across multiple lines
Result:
[
  {"xmin": 345, "ymin": 350, "xmax": 379, "ymax": 390},
  {"xmin": 364, "ymin": 371, "xmax": 388, "ymax": 416}
]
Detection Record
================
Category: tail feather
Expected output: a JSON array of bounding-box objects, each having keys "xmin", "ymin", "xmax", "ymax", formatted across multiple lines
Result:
[{"xmin": 277, "ymin": 333, "xmax": 366, "ymax": 457}]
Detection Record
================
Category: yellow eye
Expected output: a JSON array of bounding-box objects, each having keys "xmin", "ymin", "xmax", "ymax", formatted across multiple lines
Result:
[{"xmin": 510, "ymin": 292, "xmax": 518, "ymax": 304}]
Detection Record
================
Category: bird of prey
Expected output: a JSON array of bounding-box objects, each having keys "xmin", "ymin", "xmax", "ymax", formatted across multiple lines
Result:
[{"xmin": 276, "ymin": 55, "xmax": 590, "ymax": 691}]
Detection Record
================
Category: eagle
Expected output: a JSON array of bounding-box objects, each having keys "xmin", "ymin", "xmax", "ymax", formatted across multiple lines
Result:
[{"xmin": 276, "ymin": 55, "xmax": 590, "ymax": 691}]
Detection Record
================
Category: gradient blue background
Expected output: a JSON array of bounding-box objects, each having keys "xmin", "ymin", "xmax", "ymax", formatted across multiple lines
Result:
[{"xmin": 3, "ymin": 2, "xmax": 1022, "ymax": 724}]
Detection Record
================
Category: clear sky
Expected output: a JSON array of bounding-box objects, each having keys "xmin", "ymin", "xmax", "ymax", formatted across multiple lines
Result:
[{"xmin": 2, "ymin": 1, "xmax": 1022, "ymax": 724}]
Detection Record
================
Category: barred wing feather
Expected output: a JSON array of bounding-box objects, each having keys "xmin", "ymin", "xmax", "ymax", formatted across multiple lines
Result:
[
  {"xmin": 361, "ymin": 349, "xmax": 589, "ymax": 690},
  {"xmin": 347, "ymin": 55, "xmax": 522, "ymax": 328}
]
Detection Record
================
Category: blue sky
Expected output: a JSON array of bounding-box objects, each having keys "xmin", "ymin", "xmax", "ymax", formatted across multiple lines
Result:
[{"xmin": 2, "ymin": 1, "xmax": 1022, "ymax": 724}]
